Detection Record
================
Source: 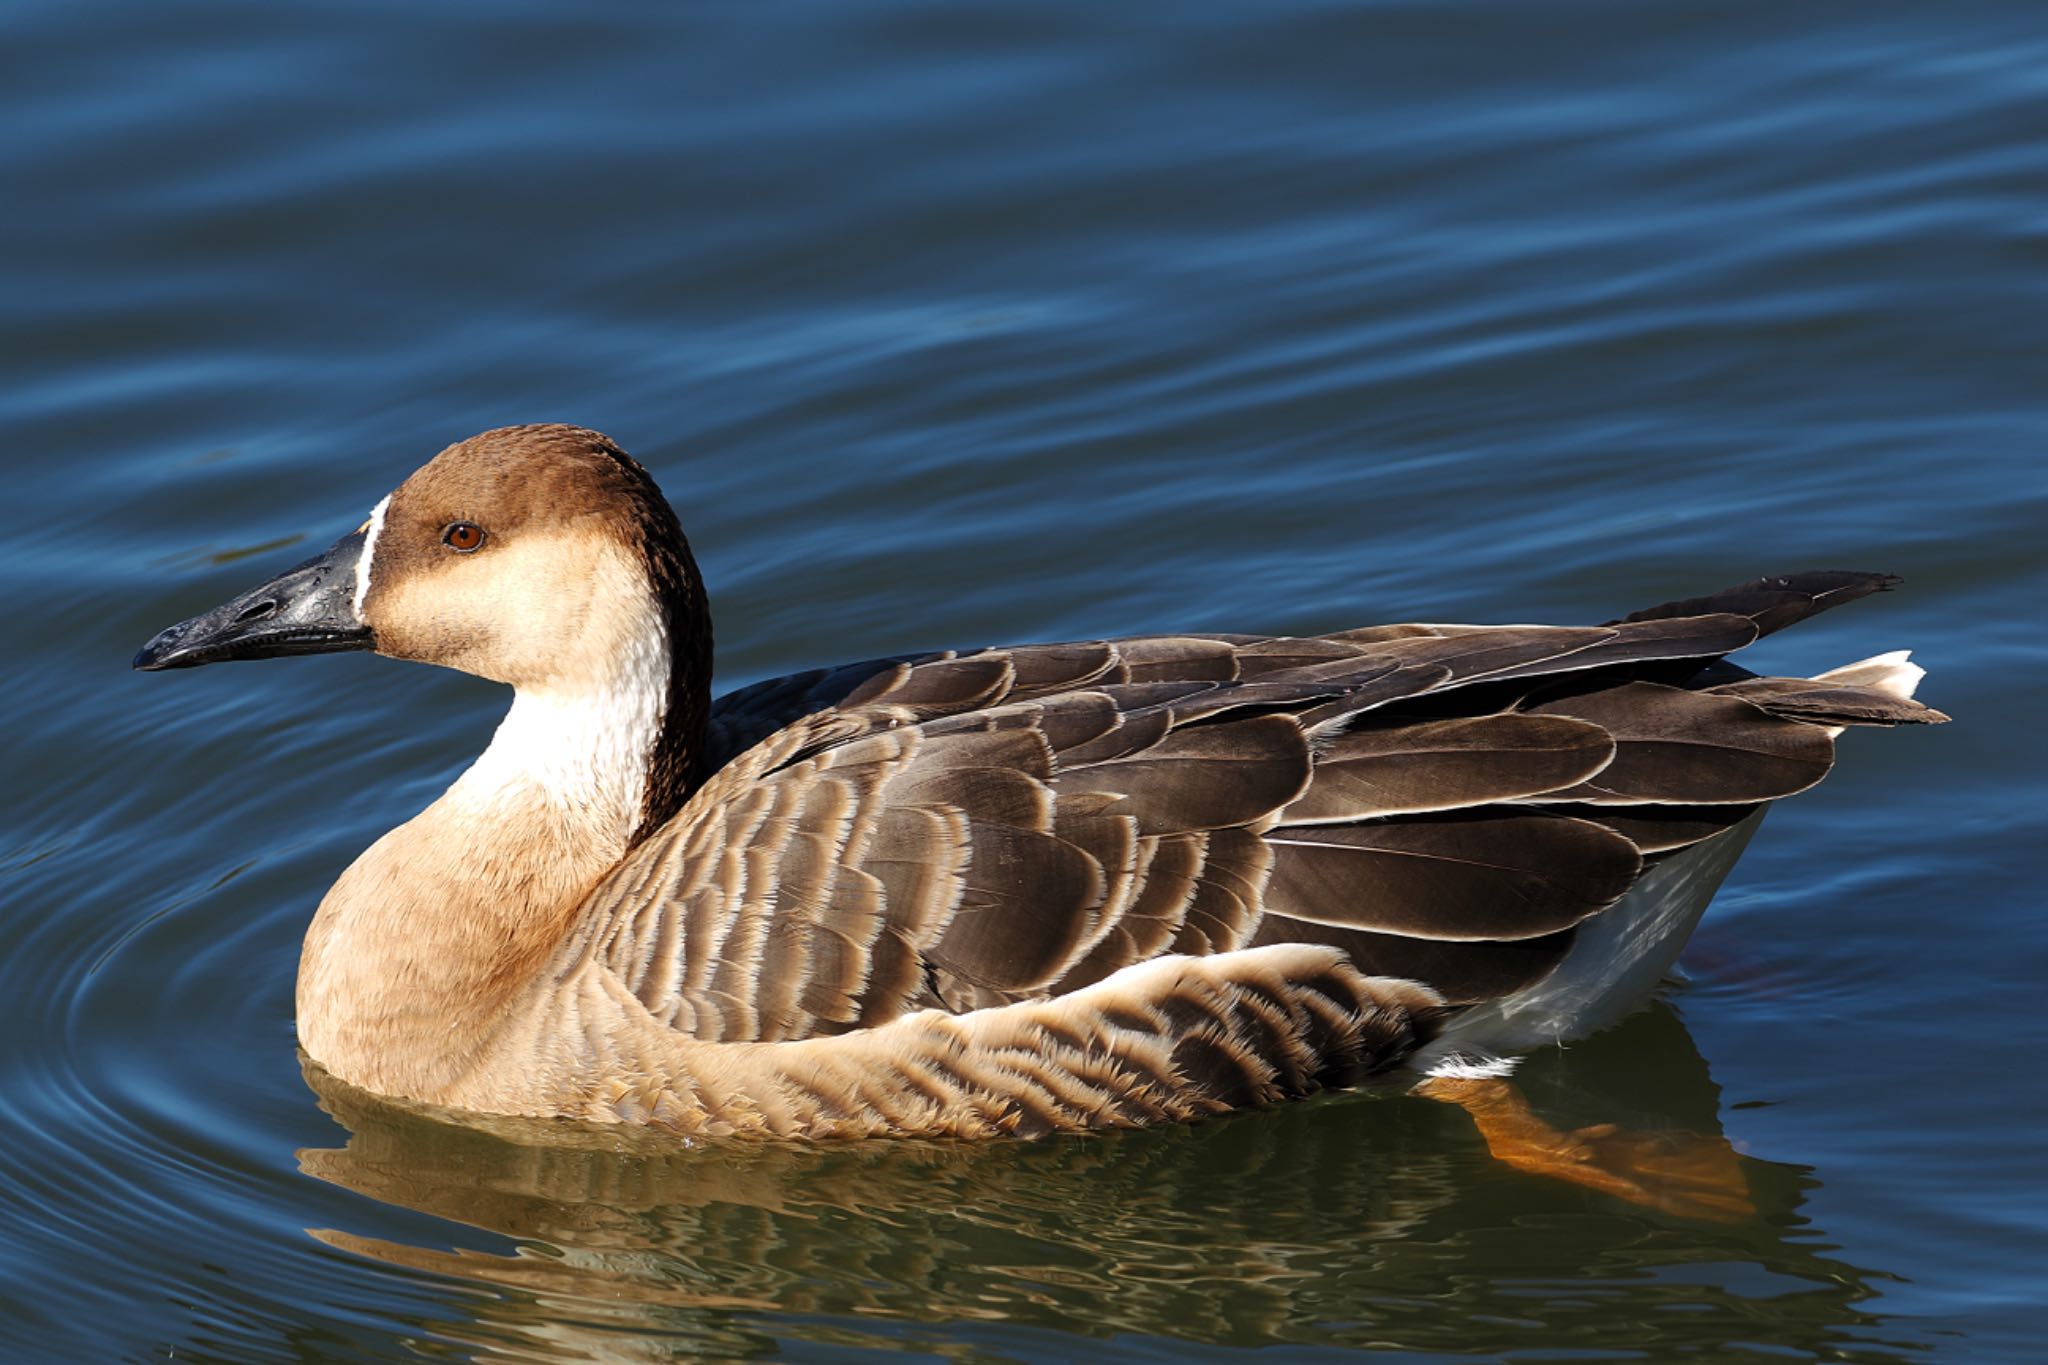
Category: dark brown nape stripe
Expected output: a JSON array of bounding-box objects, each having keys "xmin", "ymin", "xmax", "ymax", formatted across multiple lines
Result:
[{"xmin": 587, "ymin": 435, "xmax": 714, "ymax": 846}]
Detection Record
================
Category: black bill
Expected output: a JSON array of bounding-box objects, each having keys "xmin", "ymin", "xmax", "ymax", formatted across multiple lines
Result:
[{"xmin": 133, "ymin": 530, "xmax": 374, "ymax": 671}]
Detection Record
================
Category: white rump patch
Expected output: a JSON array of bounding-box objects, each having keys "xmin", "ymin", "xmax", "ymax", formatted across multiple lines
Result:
[{"xmin": 353, "ymin": 494, "xmax": 391, "ymax": 622}]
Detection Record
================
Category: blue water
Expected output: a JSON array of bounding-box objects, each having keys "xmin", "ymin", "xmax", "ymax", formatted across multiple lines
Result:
[{"xmin": 3, "ymin": 1, "xmax": 2045, "ymax": 1359}]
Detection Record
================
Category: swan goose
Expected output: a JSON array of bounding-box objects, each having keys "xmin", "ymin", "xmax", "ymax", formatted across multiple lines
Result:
[{"xmin": 134, "ymin": 424, "xmax": 1945, "ymax": 1141}]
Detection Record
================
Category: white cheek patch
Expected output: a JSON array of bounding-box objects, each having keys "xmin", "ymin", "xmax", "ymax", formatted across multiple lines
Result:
[{"xmin": 353, "ymin": 494, "xmax": 391, "ymax": 623}]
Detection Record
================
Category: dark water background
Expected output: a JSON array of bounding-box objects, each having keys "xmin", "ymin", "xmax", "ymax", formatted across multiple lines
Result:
[{"xmin": 4, "ymin": 1, "xmax": 2046, "ymax": 1359}]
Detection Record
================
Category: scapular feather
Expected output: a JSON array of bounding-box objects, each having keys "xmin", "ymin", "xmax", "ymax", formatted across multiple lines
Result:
[{"xmin": 1262, "ymin": 813, "xmax": 1642, "ymax": 941}]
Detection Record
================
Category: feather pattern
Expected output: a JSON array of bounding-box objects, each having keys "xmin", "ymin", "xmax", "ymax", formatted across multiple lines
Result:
[{"xmin": 565, "ymin": 568, "xmax": 1944, "ymax": 1136}]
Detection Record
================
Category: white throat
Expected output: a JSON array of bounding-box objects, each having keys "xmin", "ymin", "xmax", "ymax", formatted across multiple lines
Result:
[{"xmin": 448, "ymin": 582, "xmax": 672, "ymax": 847}]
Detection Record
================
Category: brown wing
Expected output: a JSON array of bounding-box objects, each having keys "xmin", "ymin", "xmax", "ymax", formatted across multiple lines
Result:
[{"xmin": 581, "ymin": 570, "xmax": 1943, "ymax": 1042}]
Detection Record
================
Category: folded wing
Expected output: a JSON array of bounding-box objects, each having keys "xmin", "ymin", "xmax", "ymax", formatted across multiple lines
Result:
[{"xmin": 580, "ymin": 570, "xmax": 1943, "ymax": 1043}]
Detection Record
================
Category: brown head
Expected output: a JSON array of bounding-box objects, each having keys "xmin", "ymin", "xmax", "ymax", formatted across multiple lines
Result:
[
  {"xmin": 135, "ymin": 424, "xmax": 713, "ymax": 841},
  {"xmin": 359, "ymin": 426, "xmax": 703, "ymax": 684}
]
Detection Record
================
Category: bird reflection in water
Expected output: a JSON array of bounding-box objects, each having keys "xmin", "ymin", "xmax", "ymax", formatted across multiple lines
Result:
[{"xmin": 296, "ymin": 1002, "xmax": 1926, "ymax": 1362}]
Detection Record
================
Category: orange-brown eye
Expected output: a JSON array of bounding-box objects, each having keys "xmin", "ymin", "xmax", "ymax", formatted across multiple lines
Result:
[{"xmin": 443, "ymin": 521, "xmax": 485, "ymax": 552}]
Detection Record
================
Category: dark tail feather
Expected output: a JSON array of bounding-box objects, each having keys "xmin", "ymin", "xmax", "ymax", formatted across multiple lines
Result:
[
  {"xmin": 1608, "ymin": 571, "xmax": 1901, "ymax": 639},
  {"xmin": 1706, "ymin": 675, "xmax": 1949, "ymax": 726}
]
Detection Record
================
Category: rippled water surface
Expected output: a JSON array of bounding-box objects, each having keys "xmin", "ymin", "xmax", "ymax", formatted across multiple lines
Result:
[{"xmin": 5, "ymin": 1, "xmax": 2045, "ymax": 1360}]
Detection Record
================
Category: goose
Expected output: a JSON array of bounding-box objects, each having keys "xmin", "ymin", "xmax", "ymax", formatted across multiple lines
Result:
[{"xmin": 134, "ymin": 424, "xmax": 1945, "ymax": 1148}]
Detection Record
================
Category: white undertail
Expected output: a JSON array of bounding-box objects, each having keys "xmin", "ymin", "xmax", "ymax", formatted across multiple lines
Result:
[{"xmin": 1417, "ymin": 646, "xmax": 1928, "ymax": 1076}]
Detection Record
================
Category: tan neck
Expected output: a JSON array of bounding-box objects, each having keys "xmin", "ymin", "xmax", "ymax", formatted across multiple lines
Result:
[{"xmin": 297, "ymin": 642, "xmax": 670, "ymax": 1102}]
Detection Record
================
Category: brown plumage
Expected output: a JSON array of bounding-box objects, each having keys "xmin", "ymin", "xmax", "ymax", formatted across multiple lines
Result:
[{"xmin": 132, "ymin": 424, "xmax": 1948, "ymax": 1138}]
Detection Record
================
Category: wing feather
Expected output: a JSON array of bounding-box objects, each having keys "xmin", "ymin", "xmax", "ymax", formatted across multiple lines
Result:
[
  {"xmin": 1281, "ymin": 714, "xmax": 1615, "ymax": 822},
  {"xmin": 1049, "ymin": 714, "xmax": 1314, "ymax": 830},
  {"xmin": 925, "ymin": 820, "xmax": 1106, "ymax": 991},
  {"xmin": 1525, "ymin": 681, "xmax": 1835, "ymax": 804},
  {"xmin": 1706, "ymin": 675, "xmax": 1948, "ymax": 726},
  {"xmin": 1248, "ymin": 917, "xmax": 1577, "ymax": 1005},
  {"xmin": 1263, "ymin": 813, "xmax": 1641, "ymax": 941},
  {"xmin": 1610, "ymin": 569, "xmax": 1900, "ymax": 637},
  {"xmin": 578, "ymin": 571, "xmax": 1929, "ymax": 1047}
]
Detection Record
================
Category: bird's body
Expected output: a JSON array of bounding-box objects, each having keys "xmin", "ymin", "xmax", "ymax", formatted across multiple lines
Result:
[{"xmin": 136, "ymin": 425, "xmax": 1945, "ymax": 1140}]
